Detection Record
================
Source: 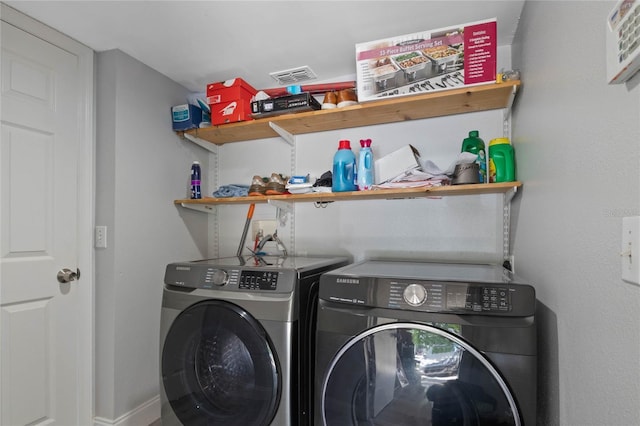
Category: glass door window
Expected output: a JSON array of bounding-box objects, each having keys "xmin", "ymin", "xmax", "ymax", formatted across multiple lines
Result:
[
  {"xmin": 322, "ymin": 323, "xmax": 520, "ymax": 426},
  {"xmin": 162, "ymin": 300, "xmax": 280, "ymax": 426}
]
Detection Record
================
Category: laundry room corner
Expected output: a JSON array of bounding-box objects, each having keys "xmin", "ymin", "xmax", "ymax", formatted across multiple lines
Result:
[{"xmin": 94, "ymin": 49, "xmax": 209, "ymax": 425}]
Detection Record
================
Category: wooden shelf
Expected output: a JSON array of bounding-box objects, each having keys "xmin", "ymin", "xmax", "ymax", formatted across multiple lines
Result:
[
  {"xmin": 175, "ymin": 182, "xmax": 521, "ymax": 207},
  {"xmin": 180, "ymin": 81, "xmax": 520, "ymax": 145}
]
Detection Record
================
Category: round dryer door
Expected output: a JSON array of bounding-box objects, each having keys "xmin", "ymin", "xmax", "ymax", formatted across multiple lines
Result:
[
  {"xmin": 162, "ymin": 300, "xmax": 280, "ymax": 426},
  {"xmin": 322, "ymin": 323, "xmax": 521, "ymax": 426}
]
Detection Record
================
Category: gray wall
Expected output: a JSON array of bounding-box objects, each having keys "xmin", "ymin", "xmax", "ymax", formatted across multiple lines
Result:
[
  {"xmin": 95, "ymin": 49, "xmax": 209, "ymax": 421},
  {"xmin": 512, "ymin": 1, "xmax": 640, "ymax": 425}
]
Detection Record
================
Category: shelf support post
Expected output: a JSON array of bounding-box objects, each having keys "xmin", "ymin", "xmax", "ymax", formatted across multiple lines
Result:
[
  {"xmin": 502, "ymin": 186, "xmax": 518, "ymax": 266},
  {"xmin": 502, "ymin": 84, "xmax": 517, "ymax": 138}
]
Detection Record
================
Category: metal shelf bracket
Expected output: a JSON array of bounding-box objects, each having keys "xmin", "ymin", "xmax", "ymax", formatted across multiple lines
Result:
[
  {"xmin": 504, "ymin": 185, "xmax": 518, "ymax": 204},
  {"xmin": 180, "ymin": 202, "xmax": 216, "ymax": 214},
  {"xmin": 267, "ymin": 199, "xmax": 293, "ymax": 226},
  {"xmin": 269, "ymin": 122, "xmax": 295, "ymax": 146},
  {"xmin": 503, "ymin": 85, "xmax": 517, "ymax": 124},
  {"xmin": 183, "ymin": 132, "xmax": 218, "ymax": 154}
]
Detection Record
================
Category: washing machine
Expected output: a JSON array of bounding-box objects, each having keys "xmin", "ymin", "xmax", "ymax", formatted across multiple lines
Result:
[
  {"xmin": 315, "ymin": 259, "xmax": 536, "ymax": 426},
  {"xmin": 160, "ymin": 255, "xmax": 349, "ymax": 426}
]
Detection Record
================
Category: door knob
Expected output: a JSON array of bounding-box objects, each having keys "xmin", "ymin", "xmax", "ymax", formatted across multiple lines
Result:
[{"xmin": 57, "ymin": 268, "xmax": 80, "ymax": 283}]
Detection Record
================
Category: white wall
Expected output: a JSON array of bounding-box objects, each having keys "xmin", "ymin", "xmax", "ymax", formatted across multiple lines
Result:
[
  {"xmin": 212, "ymin": 46, "xmax": 516, "ymax": 263},
  {"xmin": 512, "ymin": 1, "xmax": 640, "ymax": 425},
  {"xmin": 95, "ymin": 50, "xmax": 209, "ymax": 423},
  {"xmin": 215, "ymin": 110, "xmax": 510, "ymax": 263}
]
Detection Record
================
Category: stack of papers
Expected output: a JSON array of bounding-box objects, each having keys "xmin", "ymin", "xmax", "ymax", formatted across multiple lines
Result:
[{"xmin": 374, "ymin": 152, "xmax": 477, "ymax": 189}]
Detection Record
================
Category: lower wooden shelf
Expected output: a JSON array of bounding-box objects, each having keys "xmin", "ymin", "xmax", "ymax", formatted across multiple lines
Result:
[{"xmin": 175, "ymin": 181, "xmax": 521, "ymax": 207}]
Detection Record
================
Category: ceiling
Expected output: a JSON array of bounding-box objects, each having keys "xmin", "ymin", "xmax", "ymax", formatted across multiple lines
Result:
[{"xmin": 5, "ymin": 1, "xmax": 525, "ymax": 93}]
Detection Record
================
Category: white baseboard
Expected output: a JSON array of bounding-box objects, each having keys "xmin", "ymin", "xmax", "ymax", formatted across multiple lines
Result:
[{"xmin": 94, "ymin": 395, "xmax": 160, "ymax": 426}]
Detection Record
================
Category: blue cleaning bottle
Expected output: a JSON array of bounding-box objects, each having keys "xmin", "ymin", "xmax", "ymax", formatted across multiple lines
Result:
[
  {"xmin": 332, "ymin": 140, "xmax": 357, "ymax": 192},
  {"xmin": 357, "ymin": 139, "xmax": 374, "ymax": 190}
]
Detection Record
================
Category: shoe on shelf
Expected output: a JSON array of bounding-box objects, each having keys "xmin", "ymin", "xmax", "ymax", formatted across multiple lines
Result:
[
  {"xmin": 322, "ymin": 91, "xmax": 337, "ymax": 110},
  {"xmin": 265, "ymin": 173, "xmax": 287, "ymax": 195},
  {"xmin": 336, "ymin": 89, "xmax": 358, "ymax": 108},
  {"xmin": 248, "ymin": 175, "xmax": 267, "ymax": 196}
]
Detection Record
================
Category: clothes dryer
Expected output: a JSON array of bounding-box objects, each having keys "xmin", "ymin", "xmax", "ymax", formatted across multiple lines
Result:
[
  {"xmin": 160, "ymin": 255, "xmax": 349, "ymax": 426},
  {"xmin": 315, "ymin": 259, "xmax": 536, "ymax": 426}
]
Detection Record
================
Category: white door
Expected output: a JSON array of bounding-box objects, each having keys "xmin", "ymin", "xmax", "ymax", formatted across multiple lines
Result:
[{"xmin": 0, "ymin": 5, "xmax": 94, "ymax": 426}]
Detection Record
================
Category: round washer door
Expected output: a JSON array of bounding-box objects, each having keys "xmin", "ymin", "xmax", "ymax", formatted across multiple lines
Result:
[
  {"xmin": 322, "ymin": 323, "xmax": 521, "ymax": 426},
  {"xmin": 162, "ymin": 300, "xmax": 280, "ymax": 426}
]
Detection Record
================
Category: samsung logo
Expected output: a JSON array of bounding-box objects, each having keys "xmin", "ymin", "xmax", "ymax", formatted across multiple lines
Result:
[
  {"xmin": 337, "ymin": 278, "xmax": 360, "ymax": 284},
  {"xmin": 175, "ymin": 266, "xmax": 191, "ymax": 271}
]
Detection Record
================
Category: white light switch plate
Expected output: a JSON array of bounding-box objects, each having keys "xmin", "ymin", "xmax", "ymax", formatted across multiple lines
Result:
[
  {"xmin": 95, "ymin": 225, "xmax": 107, "ymax": 248},
  {"xmin": 621, "ymin": 216, "xmax": 640, "ymax": 285}
]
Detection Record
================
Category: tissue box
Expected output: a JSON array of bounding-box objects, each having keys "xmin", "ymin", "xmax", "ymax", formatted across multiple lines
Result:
[
  {"xmin": 375, "ymin": 145, "xmax": 421, "ymax": 184},
  {"xmin": 171, "ymin": 104, "xmax": 202, "ymax": 131},
  {"xmin": 355, "ymin": 18, "xmax": 497, "ymax": 102},
  {"xmin": 207, "ymin": 78, "xmax": 257, "ymax": 125}
]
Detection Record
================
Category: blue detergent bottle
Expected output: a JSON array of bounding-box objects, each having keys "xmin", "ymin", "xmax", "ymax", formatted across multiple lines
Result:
[
  {"xmin": 332, "ymin": 140, "xmax": 357, "ymax": 192},
  {"xmin": 357, "ymin": 139, "xmax": 374, "ymax": 190}
]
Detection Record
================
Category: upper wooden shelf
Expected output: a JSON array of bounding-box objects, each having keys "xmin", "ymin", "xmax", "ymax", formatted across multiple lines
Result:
[
  {"xmin": 175, "ymin": 182, "xmax": 521, "ymax": 209},
  {"xmin": 180, "ymin": 81, "xmax": 520, "ymax": 145}
]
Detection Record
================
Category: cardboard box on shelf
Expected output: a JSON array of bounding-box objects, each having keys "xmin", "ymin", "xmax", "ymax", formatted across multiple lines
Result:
[
  {"xmin": 207, "ymin": 78, "xmax": 258, "ymax": 125},
  {"xmin": 375, "ymin": 145, "xmax": 421, "ymax": 184},
  {"xmin": 171, "ymin": 104, "xmax": 202, "ymax": 131},
  {"xmin": 356, "ymin": 18, "xmax": 497, "ymax": 103},
  {"xmin": 251, "ymin": 92, "xmax": 322, "ymax": 118}
]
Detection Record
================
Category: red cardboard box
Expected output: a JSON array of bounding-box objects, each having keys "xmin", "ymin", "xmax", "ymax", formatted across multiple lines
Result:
[
  {"xmin": 355, "ymin": 18, "xmax": 497, "ymax": 102},
  {"xmin": 207, "ymin": 78, "xmax": 258, "ymax": 125}
]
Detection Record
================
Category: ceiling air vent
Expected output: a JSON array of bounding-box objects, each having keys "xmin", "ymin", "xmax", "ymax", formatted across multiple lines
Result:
[{"xmin": 269, "ymin": 66, "xmax": 317, "ymax": 85}]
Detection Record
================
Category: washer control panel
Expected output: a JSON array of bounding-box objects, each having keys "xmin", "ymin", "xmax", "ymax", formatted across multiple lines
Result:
[
  {"xmin": 237, "ymin": 270, "xmax": 279, "ymax": 290},
  {"xmin": 390, "ymin": 280, "xmax": 511, "ymax": 313},
  {"xmin": 164, "ymin": 264, "xmax": 291, "ymax": 292}
]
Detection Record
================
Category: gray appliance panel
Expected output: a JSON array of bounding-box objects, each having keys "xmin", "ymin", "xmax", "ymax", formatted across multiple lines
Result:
[
  {"xmin": 165, "ymin": 255, "xmax": 349, "ymax": 292},
  {"xmin": 314, "ymin": 259, "xmax": 537, "ymax": 426},
  {"xmin": 160, "ymin": 255, "xmax": 349, "ymax": 426},
  {"xmin": 320, "ymin": 260, "xmax": 535, "ymax": 317}
]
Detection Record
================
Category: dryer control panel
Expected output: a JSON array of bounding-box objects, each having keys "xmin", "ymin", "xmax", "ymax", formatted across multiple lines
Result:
[
  {"xmin": 319, "ymin": 260, "xmax": 536, "ymax": 317},
  {"xmin": 389, "ymin": 280, "xmax": 511, "ymax": 313}
]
